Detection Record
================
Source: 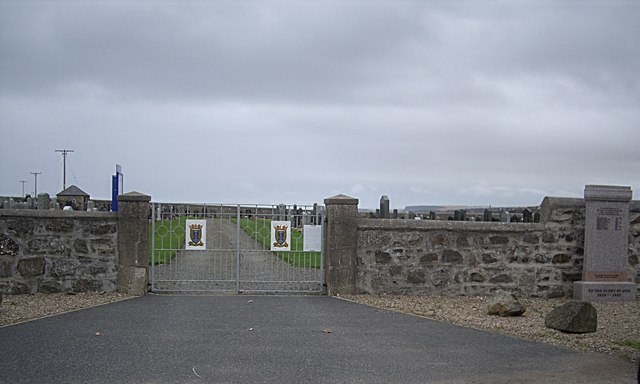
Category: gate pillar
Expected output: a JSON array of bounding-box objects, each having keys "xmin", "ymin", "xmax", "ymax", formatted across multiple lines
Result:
[
  {"xmin": 117, "ymin": 191, "xmax": 151, "ymax": 295},
  {"xmin": 324, "ymin": 194, "xmax": 359, "ymax": 295}
]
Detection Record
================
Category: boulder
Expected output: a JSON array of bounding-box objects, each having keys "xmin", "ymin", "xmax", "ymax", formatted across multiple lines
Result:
[
  {"xmin": 487, "ymin": 290, "xmax": 526, "ymax": 316},
  {"xmin": 545, "ymin": 301, "xmax": 597, "ymax": 334}
]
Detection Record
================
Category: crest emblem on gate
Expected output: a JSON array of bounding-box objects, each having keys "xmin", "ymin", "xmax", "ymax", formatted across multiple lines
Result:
[
  {"xmin": 272, "ymin": 225, "xmax": 289, "ymax": 248},
  {"xmin": 188, "ymin": 224, "xmax": 204, "ymax": 247}
]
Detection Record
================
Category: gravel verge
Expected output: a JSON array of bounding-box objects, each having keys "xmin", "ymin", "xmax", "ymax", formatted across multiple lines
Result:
[
  {"xmin": 0, "ymin": 292, "xmax": 135, "ymax": 327},
  {"xmin": 342, "ymin": 294, "xmax": 640, "ymax": 363}
]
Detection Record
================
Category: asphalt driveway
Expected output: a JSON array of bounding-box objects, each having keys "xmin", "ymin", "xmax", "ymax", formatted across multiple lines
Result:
[{"xmin": 0, "ymin": 295, "xmax": 636, "ymax": 383}]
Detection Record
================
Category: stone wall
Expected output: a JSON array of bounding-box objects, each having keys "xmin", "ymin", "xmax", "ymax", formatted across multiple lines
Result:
[
  {"xmin": 0, "ymin": 210, "xmax": 118, "ymax": 294},
  {"xmin": 330, "ymin": 196, "xmax": 639, "ymax": 298}
]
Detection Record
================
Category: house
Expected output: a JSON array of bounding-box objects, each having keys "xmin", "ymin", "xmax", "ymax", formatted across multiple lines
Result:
[{"xmin": 56, "ymin": 185, "xmax": 90, "ymax": 211}]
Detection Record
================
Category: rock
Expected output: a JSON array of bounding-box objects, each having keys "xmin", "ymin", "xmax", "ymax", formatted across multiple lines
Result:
[
  {"xmin": 487, "ymin": 290, "xmax": 526, "ymax": 317},
  {"xmin": 545, "ymin": 301, "xmax": 597, "ymax": 334}
]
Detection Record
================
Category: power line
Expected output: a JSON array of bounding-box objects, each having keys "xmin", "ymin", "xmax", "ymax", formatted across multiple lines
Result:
[
  {"xmin": 54, "ymin": 149, "xmax": 74, "ymax": 190},
  {"xmin": 30, "ymin": 172, "xmax": 41, "ymax": 197}
]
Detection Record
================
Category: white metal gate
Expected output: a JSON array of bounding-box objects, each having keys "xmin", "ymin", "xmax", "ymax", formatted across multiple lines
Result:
[{"xmin": 150, "ymin": 203, "xmax": 324, "ymax": 294}]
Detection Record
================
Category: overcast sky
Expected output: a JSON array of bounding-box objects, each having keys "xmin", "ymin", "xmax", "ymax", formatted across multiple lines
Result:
[{"xmin": 1, "ymin": 1, "xmax": 638, "ymax": 209}]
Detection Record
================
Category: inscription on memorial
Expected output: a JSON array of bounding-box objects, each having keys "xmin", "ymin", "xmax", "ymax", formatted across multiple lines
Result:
[
  {"xmin": 587, "ymin": 287, "xmax": 632, "ymax": 298},
  {"xmin": 595, "ymin": 207, "xmax": 623, "ymax": 231}
]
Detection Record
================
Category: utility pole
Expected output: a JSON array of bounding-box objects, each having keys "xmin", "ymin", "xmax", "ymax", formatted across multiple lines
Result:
[
  {"xmin": 55, "ymin": 149, "xmax": 74, "ymax": 190},
  {"xmin": 30, "ymin": 172, "xmax": 41, "ymax": 197},
  {"xmin": 19, "ymin": 180, "xmax": 27, "ymax": 197}
]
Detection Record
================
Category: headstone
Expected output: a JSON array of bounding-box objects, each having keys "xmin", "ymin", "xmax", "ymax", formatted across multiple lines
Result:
[
  {"xmin": 453, "ymin": 210, "xmax": 460, "ymax": 221},
  {"xmin": 429, "ymin": 211, "xmax": 436, "ymax": 220},
  {"xmin": 483, "ymin": 209, "xmax": 492, "ymax": 222},
  {"xmin": 408, "ymin": 211, "xmax": 416, "ymax": 220},
  {"xmin": 37, "ymin": 193, "xmax": 50, "ymax": 210},
  {"xmin": 499, "ymin": 209, "xmax": 509, "ymax": 223},
  {"xmin": 380, "ymin": 195, "xmax": 390, "ymax": 219},
  {"xmin": 312, "ymin": 203, "xmax": 318, "ymax": 225},
  {"xmin": 522, "ymin": 208, "xmax": 532, "ymax": 223},
  {"xmin": 545, "ymin": 301, "xmax": 597, "ymax": 334},
  {"xmin": 392, "ymin": 209, "xmax": 398, "ymax": 219},
  {"xmin": 459, "ymin": 209, "xmax": 466, "ymax": 221},
  {"xmin": 277, "ymin": 204, "xmax": 286, "ymax": 221},
  {"xmin": 573, "ymin": 185, "xmax": 635, "ymax": 301},
  {"xmin": 296, "ymin": 207, "xmax": 303, "ymax": 227}
]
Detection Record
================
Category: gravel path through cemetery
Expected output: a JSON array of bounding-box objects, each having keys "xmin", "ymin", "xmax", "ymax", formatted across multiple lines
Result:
[{"xmin": 153, "ymin": 218, "xmax": 320, "ymax": 292}]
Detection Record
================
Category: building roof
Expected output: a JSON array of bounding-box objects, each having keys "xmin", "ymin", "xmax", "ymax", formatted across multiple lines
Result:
[{"xmin": 57, "ymin": 185, "xmax": 90, "ymax": 197}]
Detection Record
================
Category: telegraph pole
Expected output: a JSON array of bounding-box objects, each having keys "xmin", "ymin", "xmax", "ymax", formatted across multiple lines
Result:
[
  {"xmin": 55, "ymin": 149, "xmax": 74, "ymax": 190},
  {"xmin": 30, "ymin": 172, "xmax": 41, "ymax": 197},
  {"xmin": 19, "ymin": 180, "xmax": 27, "ymax": 197}
]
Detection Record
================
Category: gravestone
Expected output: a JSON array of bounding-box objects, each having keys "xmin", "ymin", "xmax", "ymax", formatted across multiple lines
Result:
[
  {"xmin": 459, "ymin": 209, "xmax": 466, "ymax": 221},
  {"xmin": 483, "ymin": 209, "xmax": 492, "ymax": 222},
  {"xmin": 37, "ymin": 193, "xmax": 50, "ymax": 210},
  {"xmin": 392, "ymin": 209, "xmax": 398, "ymax": 219},
  {"xmin": 523, "ymin": 208, "xmax": 532, "ymax": 223},
  {"xmin": 380, "ymin": 195, "xmax": 390, "ymax": 219},
  {"xmin": 429, "ymin": 211, "xmax": 436, "ymax": 220},
  {"xmin": 573, "ymin": 185, "xmax": 635, "ymax": 301},
  {"xmin": 453, "ymin": 210, "xmax": 460, "ymax": 221},
  {"xmin": 312, "ymin": 203, "xmax": 318, "ymax": 225},
  {"xmin": 499, "ymin": 209, "xmax": 509, "ymax": 223}
]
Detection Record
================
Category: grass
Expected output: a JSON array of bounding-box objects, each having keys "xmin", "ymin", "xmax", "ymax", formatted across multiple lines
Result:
[
  {"xmin": 236, "ymin": 217, "xmax": 322, "ymax": 268},
  {"xmin": 149, "ymin": 216, "xmax": 187, "ymax": 265},
  {"xmin": 149, "ymin": 216, "xmax": 322, "ymax": 268},
  {"xmin": 614, "ymin": 340, "xmax": 640, "ymax": 350}
]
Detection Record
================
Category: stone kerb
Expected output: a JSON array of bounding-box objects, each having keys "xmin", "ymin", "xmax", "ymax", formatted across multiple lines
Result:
[
  {"xmin": 324, "ymin": 194, "xmax": 359, "ymax": 296},
  {"xmin": 574, "ymin": 185, "xmax": 636, "ymax": 301},
  {"xmin": 117, "ymin": 192, "xmax": 151, "ymax": 296}
]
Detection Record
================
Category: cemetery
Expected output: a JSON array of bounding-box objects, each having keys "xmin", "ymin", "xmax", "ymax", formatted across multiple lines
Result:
[{"xmin": 0, "ymin": 185, "xmax": 638, "ymax": 301}]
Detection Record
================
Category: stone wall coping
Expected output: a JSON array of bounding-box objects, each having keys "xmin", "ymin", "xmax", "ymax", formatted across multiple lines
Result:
[
  {"xmin": 358, "ymin": 218, "xmax": 545, "ymax": 232},
  {"xmin": 118, "ymin": 192, "xmax": 151, "ymax": 202},
  {"xmin": 0, "ymin": 209, "xmax": 117, "ymax": 219},
  {"xmin": 324, "ymin": 194, "xmax": 359, "ymax": 205}
]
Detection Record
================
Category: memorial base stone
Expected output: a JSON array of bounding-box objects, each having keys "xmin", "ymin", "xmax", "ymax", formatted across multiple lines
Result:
[{"xmin": 573, "ymin": 281, "xmax": 636, "ymax": 302}]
